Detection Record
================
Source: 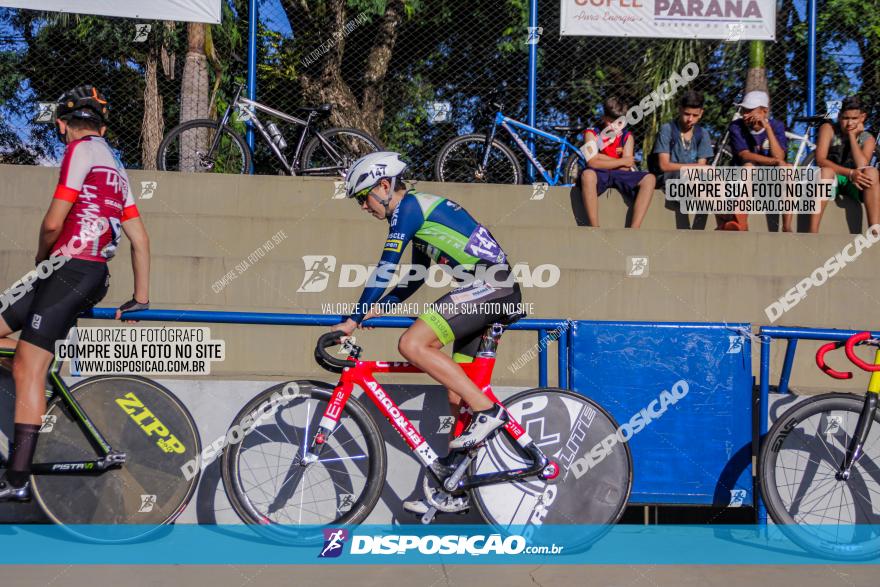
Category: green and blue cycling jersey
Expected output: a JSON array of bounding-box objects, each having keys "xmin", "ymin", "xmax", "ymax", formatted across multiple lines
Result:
[{"xmin": 348, "ymin": 191, "xmax": 507, "ymax": 324}]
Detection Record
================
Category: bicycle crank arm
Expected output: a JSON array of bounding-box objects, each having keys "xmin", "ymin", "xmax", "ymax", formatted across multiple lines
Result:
[
  {"xmin": 840, "ymin": 393, "xmax": 878, "ymax": 478},
  {"xmin": 443, "ymin": 452, "xmax": 475, "ymax": 492}
]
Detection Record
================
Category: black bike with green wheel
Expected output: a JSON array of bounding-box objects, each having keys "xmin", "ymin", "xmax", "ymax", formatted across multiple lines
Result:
[
  {"xmin": 761, "ymin": 331, "xmax": 880, "ymax": 560},
  {"xmin": 0, "ymin": 348, "xmax": 201, "ymax": 542}
]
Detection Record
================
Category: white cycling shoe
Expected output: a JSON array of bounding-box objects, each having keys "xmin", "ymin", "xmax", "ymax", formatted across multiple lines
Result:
[{"xmin": 448, "ymin": 404, "xmax": 507, "ymax": 450}]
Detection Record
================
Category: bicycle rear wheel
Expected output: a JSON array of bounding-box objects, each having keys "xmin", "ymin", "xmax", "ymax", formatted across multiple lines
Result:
[
  {"xmin": 471, "ymin": 387, "xmax": 632, "ymax": 551},
  {"xmin": 564, "ymin": 153, "xmax": 583, "ymax": 186},
  {"xmin": 760, "ymin": 393, "xmax": 880, "ymax": 560},
  {"xmin": 221, "ymin": 381, "xmax": 386, "ymax": 543},
  {"xmin": 30, "ymin": 375, "xmax": 200, "ymax": 542},
  {"xmin": 300, "ymin": 128, "xmax": 383, "ymax": 177},
  {"xmin": 157, "ymin": 119, "xmax": 252, "ymax": 174},
  {"xmin": 435, "ymin": 134, "xmax": 523, "ymax": 184}
]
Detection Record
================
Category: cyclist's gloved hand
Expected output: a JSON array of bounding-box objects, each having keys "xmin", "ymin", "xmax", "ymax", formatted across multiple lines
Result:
[{"xmin": 116, "ymin": 297, "xmax": 149, "ymax": 322}]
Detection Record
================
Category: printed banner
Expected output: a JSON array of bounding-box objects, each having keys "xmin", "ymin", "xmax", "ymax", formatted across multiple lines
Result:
[
  {"xmin": 0, "ymin": 1, "xmax": 221, "ymax": 24},
  {"xmin": 560, "ymin": 0, "xmax": 776, "ymax": 41}
]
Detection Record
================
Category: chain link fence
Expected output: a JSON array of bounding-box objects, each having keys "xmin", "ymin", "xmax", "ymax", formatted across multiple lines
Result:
[{"xmin": 0, "ymin": 1, "xmax": 874, "ymax": 177}]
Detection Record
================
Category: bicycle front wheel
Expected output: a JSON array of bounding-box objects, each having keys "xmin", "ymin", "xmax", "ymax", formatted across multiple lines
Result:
[
  {"xmin": 157, "ymin": 119, "xmax": 252, "ymax": 174},
  {"xmin": 760, "ymin": 393, "xmax": 880, "ymax": 560},
  {"xmin": 435, "ymin": 134, "xmax": 523, "ymax": 184},
  {"xmin": 300, "ymin": 128, "xmax": 383, "ymax": 177},
  {"xmin": 31, "ymin": 375, "xmax": 201, "ymax": 542},
  {"xmin": 221, "ymin": 381, "xmax": 386, "ymax": 542},
  {"xmin": 471, "ymin": 387, "xmax": 632, "ymax": 551}
]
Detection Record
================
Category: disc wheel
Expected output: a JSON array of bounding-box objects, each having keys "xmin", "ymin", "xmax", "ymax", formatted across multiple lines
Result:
[
  {"xmin": 31, "ymin": 375, "xmax": 201, "ymax": 542},
  {"xmin": 470, "ymin": 387, "xmax": 632, "ymax": 552}
]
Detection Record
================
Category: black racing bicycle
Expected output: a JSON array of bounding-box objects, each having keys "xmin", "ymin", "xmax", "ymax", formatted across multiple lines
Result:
[
  {"xmin": 761, "ymin": 331, "xmax": 880, "ymax": 560},
  {"xmin": 0, "ymin": 347, "xmax": 200, "ymax": 542},
  {"xmin": 157, "ymin": 83, "xmax": 383, "ymax": 175}
]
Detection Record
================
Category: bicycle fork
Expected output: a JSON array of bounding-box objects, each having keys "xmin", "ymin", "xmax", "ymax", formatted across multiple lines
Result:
[{"xmin": 839, "ymin": 382, "xmax": 880, "ymax": 479}]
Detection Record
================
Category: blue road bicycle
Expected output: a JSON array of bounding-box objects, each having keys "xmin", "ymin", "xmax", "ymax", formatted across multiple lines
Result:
[{"xmin": 434, "ymin": 89, "xmax": 585, "ymax": 186}]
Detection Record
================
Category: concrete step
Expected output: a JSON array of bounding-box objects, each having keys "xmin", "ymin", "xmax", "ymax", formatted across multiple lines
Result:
[{"xmin": 2, "ymin": 164, "xmax": 867, "ymax": 235}]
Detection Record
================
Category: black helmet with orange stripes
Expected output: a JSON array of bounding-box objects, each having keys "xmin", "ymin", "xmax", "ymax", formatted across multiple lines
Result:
[{"xmin": 55, "ymin": 85, "xmax": 109, "ymax": 124}]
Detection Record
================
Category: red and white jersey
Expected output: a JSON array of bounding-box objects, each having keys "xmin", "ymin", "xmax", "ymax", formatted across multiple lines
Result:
[{"xmin": 51, "ymin": 136, "xmax": 139, "ymax": 263}]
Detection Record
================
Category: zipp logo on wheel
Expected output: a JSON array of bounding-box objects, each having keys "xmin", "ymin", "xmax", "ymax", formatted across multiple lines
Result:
[{"xmin": 319, "ymin": 528, "xmax": 348, "ymax": 558}]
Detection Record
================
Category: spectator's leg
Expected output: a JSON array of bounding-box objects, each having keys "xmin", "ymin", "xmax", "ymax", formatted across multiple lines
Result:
[
  {"xmin": 736, "ymin": 163, "xmax": 753, "ymax": 231},
  {"xmin": 581, "ymin": 169, "xmax": 600, "ymax": 227},
  {"xmin": 863, "ymin": 167, "xmax": 880, "ymax": 228},
  {"xmin": 809, "ymin": 167, "xmax": 836, "ymax": 233},
  {"xmin": 780, "ymin": 162, "xmax": 794, "ymax": 232},
  {"xmin": 631, "ymin": 173, "xmax": 655, "ymax": 229}
]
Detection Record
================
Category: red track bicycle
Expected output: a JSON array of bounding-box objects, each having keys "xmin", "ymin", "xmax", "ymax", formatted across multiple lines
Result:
[{"xmin": 221, "ymin": 316, "xmax": 632, "ymax": 544}]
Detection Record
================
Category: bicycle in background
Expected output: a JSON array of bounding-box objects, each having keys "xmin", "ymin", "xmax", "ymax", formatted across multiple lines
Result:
[
  {"xmin": 157, "ymin": 83, "xmax": 383, "ymax": 176},
  {"xmin": 434, "ymin": 87, "xmax": 586, "ymax": 186},
  {"xmin": 761, "ymin": 331, "xmax": 880, "ymax": 560}
]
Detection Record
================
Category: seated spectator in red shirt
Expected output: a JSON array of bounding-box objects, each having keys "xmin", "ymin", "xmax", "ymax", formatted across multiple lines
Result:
[
  {"xmin": 579, "ymin": 97, "xmax": 655, "ymax": 229},
  {"xmin": 811, "ymin": 95, "xmax": 879, "ymax": 233},
  {"xmin": 723, "ymin": 90, "xmax": 790, "ymax": 231}
]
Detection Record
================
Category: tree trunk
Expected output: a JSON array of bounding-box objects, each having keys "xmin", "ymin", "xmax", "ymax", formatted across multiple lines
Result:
[
  {"xmin": 283, "ymin": 0, "xmax": 404, "ymax": 138},
  {"xmin": 141, "ymin": 48, "xmax": 164, "ymax": 170},
  {"xmin": 180, "ymin": 22, "xmax": 211, "ymax": 171},
  {"xmin": 744, "ymin": 41, "xmax": 768, "ymax": 94}
]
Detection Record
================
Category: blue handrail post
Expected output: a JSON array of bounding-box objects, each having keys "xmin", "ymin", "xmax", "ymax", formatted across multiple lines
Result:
[
  {"xmin": 526, "ymin": 0, "xmax": 538, "ymax": 183},
  {"xmin": 557, "ymin": 325, "xmax": 568, "ymax": 389},
  {"xmin": 246, "ymin": 0, "xmax": 258, "ymax": 167},
  {"xmin": 778, "ymin": 338, "xmax": 799, "ymax": 395},
  {"xmin": 538, "ymin": 329, "xmax": 548, "ymax": 387},
  {"xmin": 757, "ymin": 332, "xmax": 770, "ymax": 525},
  {"xmin": 806, "ymin": 0, "xmax": 817, "ymax": 121}
]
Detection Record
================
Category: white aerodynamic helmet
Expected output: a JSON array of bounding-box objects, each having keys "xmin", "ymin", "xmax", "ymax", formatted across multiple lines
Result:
[{"xmin": 344, "ymin": 151, "xmax": 408, "ymax": 199}]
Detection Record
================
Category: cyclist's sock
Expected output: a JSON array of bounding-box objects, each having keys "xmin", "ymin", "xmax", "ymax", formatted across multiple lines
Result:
[{"xmin": 7, "ymin": 423, "xmax": 40, "ymax": 487}]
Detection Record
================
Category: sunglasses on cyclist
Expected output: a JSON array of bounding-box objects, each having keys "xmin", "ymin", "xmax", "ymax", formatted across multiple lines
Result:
[{"xmin": 354, "ymin": 188, "xmax": 373, "ymax": 206}]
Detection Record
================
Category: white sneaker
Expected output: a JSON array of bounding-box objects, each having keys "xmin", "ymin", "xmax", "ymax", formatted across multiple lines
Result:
[{"xmin": 448, "ymin": 405, "xmax": 507, "ymax": 450}]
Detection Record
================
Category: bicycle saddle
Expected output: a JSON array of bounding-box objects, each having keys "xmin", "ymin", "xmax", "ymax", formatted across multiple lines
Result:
[
  {"xmin": 792, "ymin": 115, "xmax": 829, "ymax": 126},
  {"xmin": 298, "ymin": 104, "xmax": 332, "ymax": 115},
  {"xmin": 550, "ymin": 125, "xmax": 581, "ymax": 134}
]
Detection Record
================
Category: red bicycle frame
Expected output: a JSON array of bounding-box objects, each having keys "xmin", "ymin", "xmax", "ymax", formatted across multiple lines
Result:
[{"xmin": 311, "ymin": 325, "xmax": 552, "ymax": 489}]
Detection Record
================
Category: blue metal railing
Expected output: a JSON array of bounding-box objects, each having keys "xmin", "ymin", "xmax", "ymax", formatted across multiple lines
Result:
[{"xmin": 83, "ymin": 308, "xmax": 570, "ymax": 388}]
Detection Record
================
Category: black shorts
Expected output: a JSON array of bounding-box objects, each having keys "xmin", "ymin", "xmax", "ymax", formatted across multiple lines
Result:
[
  {"xmin": 1, "ymin": 258, "xmax": 109, "ymax": 353},
  {"xmin": 417, "ymin": 268, "xmax": 522, "ymax": 362}
]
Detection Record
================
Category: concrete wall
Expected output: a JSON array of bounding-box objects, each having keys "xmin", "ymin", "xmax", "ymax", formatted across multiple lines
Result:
[{"xmin": 0, "ymin": 164, "xmax": 877, "ymax": 391}]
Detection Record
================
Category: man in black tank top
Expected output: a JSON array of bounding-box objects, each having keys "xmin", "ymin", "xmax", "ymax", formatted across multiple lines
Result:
[{"xmin": 812, "ymin": 95, "xmax": 879, "ymax": 233}]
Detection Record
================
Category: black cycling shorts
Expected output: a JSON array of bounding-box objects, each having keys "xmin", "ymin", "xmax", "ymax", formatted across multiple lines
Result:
[
  {"xmin": 417, "ymin": 268, "xmax": 522, "ymax": 362},
  {"xmin": 1, "ymin": 258, "xmax": 109, "ymax": 353}
]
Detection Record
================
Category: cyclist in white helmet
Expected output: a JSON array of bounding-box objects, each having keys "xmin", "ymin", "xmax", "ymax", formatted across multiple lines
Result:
[{"xmin": 331, "ymin": 151, "xmax": 522, "ymax": 514}]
